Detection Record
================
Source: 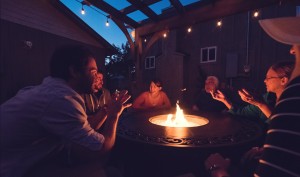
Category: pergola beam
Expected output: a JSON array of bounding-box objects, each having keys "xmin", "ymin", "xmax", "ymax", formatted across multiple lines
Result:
[
  {"xmin": 127, "ymin": 0, "xmax": 159, "ymax": 22},
  {"xmin": 136, "ymin": 0, "xmax": 281, "ymax": 36},
  {"xmin": 88, "ymin": 0, "xmax": 140, "ymax": 28}
]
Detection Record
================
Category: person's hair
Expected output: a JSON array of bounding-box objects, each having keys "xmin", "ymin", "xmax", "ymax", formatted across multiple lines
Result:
[
  {"xmin": 50, "ymin": 45, "xmax": 95, "ymax": 81},
  {"xmin": 271, "ymin": 60, "xmax": 295, "ymax": 79},
  {"xmin": 206, "ymin": 76, "xmax": 219, "ymax": 87},
  {"xmin": 150, "ymin": 78, "xmax": 163, "ymax": 88}
]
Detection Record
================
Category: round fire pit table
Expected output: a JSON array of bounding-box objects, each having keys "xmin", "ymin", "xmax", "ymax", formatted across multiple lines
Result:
[{"xmin": 112, "ymin": 108, "xmax": 264, "ymax": 177}]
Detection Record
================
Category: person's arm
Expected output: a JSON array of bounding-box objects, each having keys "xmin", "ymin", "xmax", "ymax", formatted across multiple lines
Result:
[
  {"xmin": 87, "ymin": 107, "xmax": 108, "ymax": 130},
  {"xmin": 238, "ymin": 89, "xmax": 272, "ymax": 118},
  {"xmin": 70, "ymin": 90, "xmax": 131, "ymax": 162},
  {"xmin": 132, "ymin": 92, "xmax": 146, "ymax": 109},
  {"xmin": 210, "ymin": 90, "xmax": 233, "ymax": 110}
]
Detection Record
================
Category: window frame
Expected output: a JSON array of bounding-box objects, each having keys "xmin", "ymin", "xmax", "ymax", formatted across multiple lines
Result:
[
  {"xmin": 200, "ymin": 46, "xmax": 217, "ymax": 63},
  {"xmin": 145, "ymin": 56, "xmax": 155, "ymax": 69}
]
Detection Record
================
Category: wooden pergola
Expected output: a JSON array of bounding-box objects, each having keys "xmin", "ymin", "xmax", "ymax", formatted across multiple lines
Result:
[{"xmin": 83, "ymin": 0, "xmax": 288, "ymax": 57}]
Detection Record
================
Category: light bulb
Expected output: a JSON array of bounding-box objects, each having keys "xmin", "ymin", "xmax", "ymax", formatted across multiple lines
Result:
[
  {"xmin": 253, "ymin": 11, "xmax": 259, "ymax": 18},
  {"xmin": 106, "ymin": 19, "xmax": 109, "ymax": 27},
  {"xmin": 81, "ymin": 7, "xmax": 85, "ymax": 15}
]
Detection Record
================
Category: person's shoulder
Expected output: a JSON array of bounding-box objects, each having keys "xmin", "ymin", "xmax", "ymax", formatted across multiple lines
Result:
[
  {"xmin": 102, "ymin": 87, "xmax": 111, "ymax": 94},
  {"xmin": 137, "ymin": 91, "xmax": 148, "ymax": 97},
  {"xmin": 102, "ymin": 87, "xmax": 109, "ymax": 91},
  {"xmin": 160, "ymin": 91, "xmax": 168, "ymax": 95}
]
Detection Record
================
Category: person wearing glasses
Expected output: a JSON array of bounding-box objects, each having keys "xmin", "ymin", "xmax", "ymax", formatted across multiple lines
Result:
[
  {"xmin": 205, "ymin": 16, "xmax": 300, "ymax": 177},
  {"xmin": 211, "ymin": 60, "xmax": 294, "ymax": 123}
]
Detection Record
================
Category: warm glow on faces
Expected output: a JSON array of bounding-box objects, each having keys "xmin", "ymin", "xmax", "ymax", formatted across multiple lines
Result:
[
  {"xmin": 205, "ymin": 78, "xmax": 217, "ymax": 93},
  {"xmin": 92, "ymin": 73, "xmax": 103, "ymax": 92},
  {"xmin": 264, "ymin": 68, "xmax": 283, "ymax": 93},
  {"xmin": 149, "ymin": 82, "xmax": 161, "ymax": 93},
  {"xmin": 82, "ymin": 58, "xmax": 98, "ymax": 94}
]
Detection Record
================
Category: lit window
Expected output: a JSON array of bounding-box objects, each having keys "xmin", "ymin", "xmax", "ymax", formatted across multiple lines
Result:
[
  {"xmin": 200, "ymin": 46, "xmax": 217, "ymax": 63},
  {"xmin": 145, "ymin": 56, "xmax": 155, "ymax": 69}
]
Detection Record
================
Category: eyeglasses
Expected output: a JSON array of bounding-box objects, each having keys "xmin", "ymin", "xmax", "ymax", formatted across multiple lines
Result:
[{"xmin": 264, "ymin": 76, "xmax": 283, "ymax": 81}]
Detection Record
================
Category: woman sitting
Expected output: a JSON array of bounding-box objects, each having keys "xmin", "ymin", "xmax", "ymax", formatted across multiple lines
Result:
[
  {"xmin": 132, "ymin": 79, "xmax": 171, "ymax": 110},
  {"xmin": 211, "ymin": 60, "xmax": 294, "ymax": 123}
]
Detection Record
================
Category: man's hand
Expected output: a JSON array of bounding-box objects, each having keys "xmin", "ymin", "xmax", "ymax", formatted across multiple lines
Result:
[{"xmin": 106, "ymin": 90, "xmax": 131, "ymax": 117}]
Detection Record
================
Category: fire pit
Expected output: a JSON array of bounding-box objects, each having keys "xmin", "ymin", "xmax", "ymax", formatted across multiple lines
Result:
[
  {"xmin": 113, "ymin": 106, "xmax": 264, "ymax": 177},
  {"xmin": 149, "ymin": 103, "xmax": 209, "ymax": 127}
]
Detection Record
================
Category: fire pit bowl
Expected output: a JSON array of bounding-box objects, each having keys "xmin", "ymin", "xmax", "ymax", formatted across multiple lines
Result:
[
  {"xmin": 117, "ymin": 108, "xmax": 263, "ymax": 148},
  {"xmin": 113, "ymin": 108, "xmax": 264, "ymax": 177}
]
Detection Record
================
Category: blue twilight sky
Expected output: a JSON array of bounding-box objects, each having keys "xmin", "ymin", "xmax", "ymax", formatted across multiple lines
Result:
[{"xmin": 60, "ymin": 0, "xmax": 199, "ymax": 47}]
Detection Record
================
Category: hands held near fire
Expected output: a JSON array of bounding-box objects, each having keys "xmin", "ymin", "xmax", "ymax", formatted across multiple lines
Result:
[
  {"xmin": 238, "ymin": 89, "xmax": 261, "ymax": 106},
  {"xmin": 90, "ymin": 90, "xmax": 131, "ymax": 130},
  {"xmin": 210, "ymin": 90, "xmax": 233, "ymax": 110},
  {"xmin": 107, "ymin": 90, "xmax": 132, "ymax": 117},
  {"xmin": 205, "ymin": 153, "xmax": 231, "ymax": 177},
  {"xmin": 238, "ymin": 89, "xmax": 272, "ymax": 118}
]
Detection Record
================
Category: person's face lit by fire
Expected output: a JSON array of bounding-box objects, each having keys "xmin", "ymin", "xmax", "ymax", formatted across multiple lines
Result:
[
  {"xmin": 204, "ymin": 77, "xmax": 218, "ymax": 93},
  {"xmin": 149, "ymin": 81, "xmax": 162, "ymax": 94},
  {"xmin": 92, "ymin": 73, "xmax": 103, "ymax": 93},
  {"xmin": 79, "ymin": 58, "xmax": 98, "ymax": 94},
  {"xmin": 264, "ymin": 68, "xmax": 285, "ymax": 93}
]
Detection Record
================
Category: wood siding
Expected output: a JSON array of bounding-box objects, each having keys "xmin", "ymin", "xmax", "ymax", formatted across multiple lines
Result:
[
  {"xmin": 1, "ymin": 0, "xmax": 102, "ymax": 47},
  {"xmin": 0, "ymin": 0, "xmax": 111, "ymax": 103}
]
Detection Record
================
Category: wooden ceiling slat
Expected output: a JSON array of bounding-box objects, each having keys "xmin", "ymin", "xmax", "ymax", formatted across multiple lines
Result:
[
  {"xmin": 169, "ymin": 0, "xmax": 185, "ymax": 14},
  {"xmin": 127, "ymin": 0, "xmax": 159, "ymax": 22},
  {"xmin": 121, "ymin": 0, "xmax": 161, "ymax": 15}
]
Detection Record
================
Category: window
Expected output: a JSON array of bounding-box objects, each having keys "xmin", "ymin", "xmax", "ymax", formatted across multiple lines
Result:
[
  {"xmin": 145, "ymin": 56, "xmax": 155, "ymax": 69},
  {"xmin": 200, "ymin": 46, "xmax": 217, "ymax": 63}
]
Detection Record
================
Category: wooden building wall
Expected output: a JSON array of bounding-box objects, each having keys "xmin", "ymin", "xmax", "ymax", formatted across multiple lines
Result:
[
  {"xmin": 136, "ymin": 3, "xmax": 296, "ymax": 107},
  {"xmin": 0, "ymin": 0, "xmax": 110, "ymax": 104}
]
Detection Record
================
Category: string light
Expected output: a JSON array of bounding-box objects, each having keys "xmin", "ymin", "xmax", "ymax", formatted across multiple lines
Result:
[
  {"xmin": 76, "ymin": 0, "xmax": 111, "ymax": 27},
  {"xmin": 81, "ymin": 4, "xmax": 85, "ymax": 15},
  {"xmin": 253, "ymin": 10, "xmax": 259, "ymax": 18},
  {"xmin": 106, "ymin": 17, "xmax": 110, "ymax": 27},
  {"xmin": 216, "ymin": 20, "xmax": 222, "ymax": 27},
  {"xmin": 130, "ymin": 30, "xmax": 135, "ymax": 39},
  {"xmin": 163, "ymin": 33, "xmax": 167, "ymax": 38},
  {"xmin": 144, "ymin": 39, "xmax": 147, "ymax": 42},
  {"xmin": 187, "ymin": 27, "xmax": 192, "ymax": 33}
]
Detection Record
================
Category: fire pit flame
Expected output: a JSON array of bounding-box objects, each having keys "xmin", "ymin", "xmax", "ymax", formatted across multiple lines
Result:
[{"xmin": 149, "ymin": 103, "xmax": 209, "ymax": 127}]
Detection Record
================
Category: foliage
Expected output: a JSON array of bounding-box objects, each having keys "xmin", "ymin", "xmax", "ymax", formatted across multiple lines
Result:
[{"xmin": 105, "ymin": 42, "xmax": 135, "ymax": 80}]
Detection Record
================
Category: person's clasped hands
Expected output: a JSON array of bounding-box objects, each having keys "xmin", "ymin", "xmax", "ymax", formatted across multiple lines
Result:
[
  {"xmin": 204, "ymin": 153, "xmax": 231, "ymax": 177},
  {"xmin": 106, "ymin": 90, "xmax": 132, "ymax": 117}
]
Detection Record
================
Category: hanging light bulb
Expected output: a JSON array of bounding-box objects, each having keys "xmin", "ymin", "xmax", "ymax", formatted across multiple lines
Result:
[
  {"xmin": 187, "ymin": 27, "xmax": 192, "ymax": 33},
  {"xmin": 106, "ymin": 17, "xmax": 110, "ymax": 27},
  {"xmin": 163, "ymin": 33, "xmax": 167, "ymax": 38},
  {"xmin": 81, "ymin": 4, "xmax": 85, "ymax": 15},
  {"xmin": 130, "ymin": 30, "xmax": 135, "ymax": 39},
  {"xmin": 253, "ymin": 10, "xmax": 259, "ymax": 18},
  {"xmin": 217, "ymin": 20, "xmax": 222, "ymax": 27}
]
